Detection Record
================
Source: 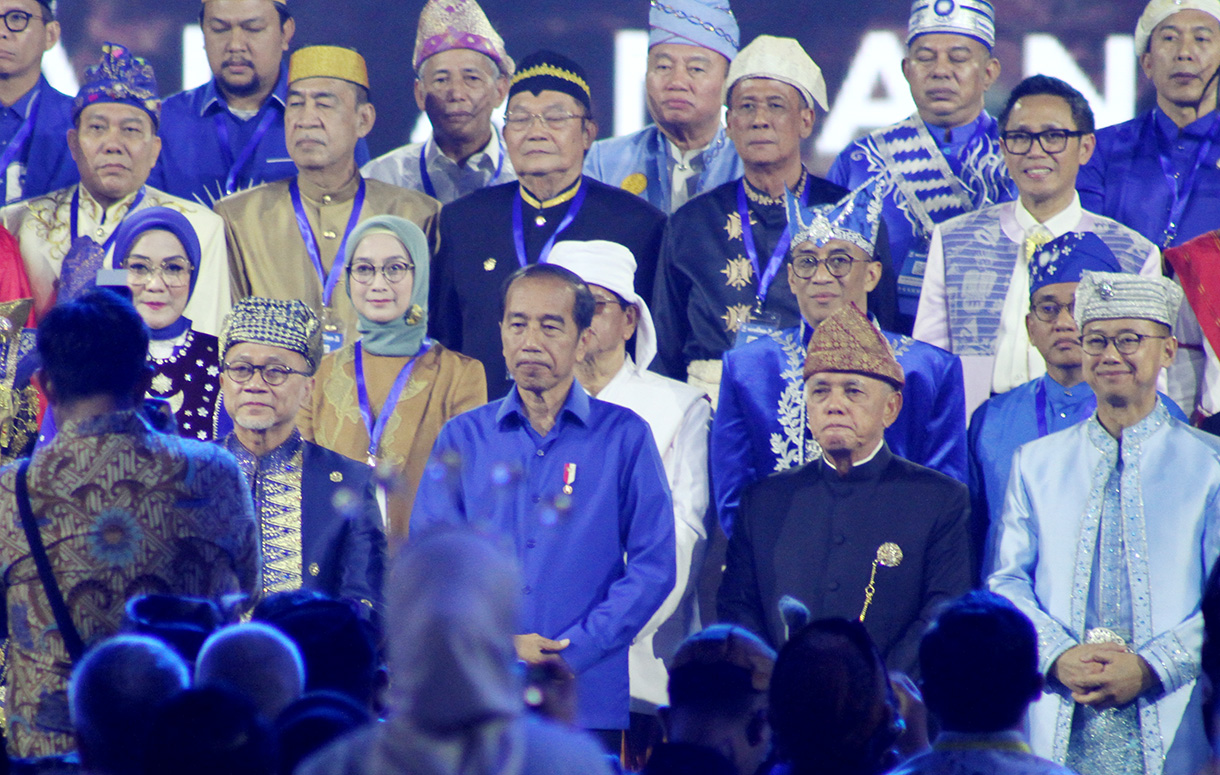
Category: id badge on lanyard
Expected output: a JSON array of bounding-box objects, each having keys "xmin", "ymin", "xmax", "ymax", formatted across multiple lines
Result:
[
  {"xmin": 734, "ymin": 310, "xmax": 781, "ymax": 347},
  {"xmin": 321, "ymin": 307, "xmax": 344, "ymax": 353}
]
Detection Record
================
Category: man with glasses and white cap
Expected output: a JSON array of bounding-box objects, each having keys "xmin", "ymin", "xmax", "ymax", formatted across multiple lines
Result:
[
  {"xmin": 829, "ymin": 0, "xmax": 1014, "ymax": 334},
  {"xmin": 584, "ymin": 0, "xmax": 742, "ymax": 214},
  {"xmin": 989, "ymin": 272, "xmax": 1220, "ymax": 775},
  {"xmin": 0, "ymin": 0, "xmax": 76, "ymax": 203},
  {"xmin": 913, "ymin": 75, "xmax": 1160, "ymax": 417},
  {"xmin": 548, "ymin": 239, "xmax": 711, "ymax": 753},
  {"xmin": 1078, "ymin": 0, "xmax": 1220, "ymax": 253},
  {"xmin": 652, "ymin": 34, "xmax": 897, "ymax": 406}
]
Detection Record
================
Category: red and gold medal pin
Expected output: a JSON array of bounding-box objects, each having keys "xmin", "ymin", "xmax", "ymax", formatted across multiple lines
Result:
[{"xmin": 563, "ymin": 463, "xmax": 577, "ymax": 495}]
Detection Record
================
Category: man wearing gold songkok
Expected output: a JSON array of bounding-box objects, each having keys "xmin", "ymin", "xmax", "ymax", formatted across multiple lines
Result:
[
  {"xmin": 215, "ymin": 45, "xmax": 440, "ymax": 352},
  {"xmin": 152, "ymin": 0, "xmax": 370, "ymax": 205},
  {"xmin": 718, "ymin": 302, "xmax": 970, "ymax": 675},
  {"xmin": 362, "ymin": 0, "xmax": 516, "ymax": 203},
  {"xmin": 989, "ymin": 272, "xmax": 1220, "ymax": 775}
]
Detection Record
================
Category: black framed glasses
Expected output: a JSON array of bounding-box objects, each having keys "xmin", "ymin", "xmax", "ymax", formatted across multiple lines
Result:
[
  {"xmin": 348, "ymin": 260, "xmax": 414, "ymax": 285},
  {"xmin": 122, "ymin": 258, "xmax": 194, "ymax": 288},
  {"xmin": 503, "ymin": 111, "xmax": 587, "ymax": 131},
  {"xmin": 1080, "ymin": 332, "xmax": 1169, "ymax": 356},
  {"xmin": 1000, "ymin": 129, "xmax": 1087, "ymax": 155},
  {"xmin": 1, "ymin": 10, "xmax": 44, "ymax": 33},
  {"xmin": 791, "ymin": 254, "xmax": 861, "ymax": 280},
  {"xmin": 222, "ymin": 362, "xmax": 309, "ymax": 386},
  {"xmin": 1031, "ymin": 300, "xmax": 1075, "ymax": 323}
]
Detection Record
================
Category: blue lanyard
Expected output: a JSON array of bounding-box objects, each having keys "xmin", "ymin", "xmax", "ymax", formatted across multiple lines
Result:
[
  {"xmin": 289, "ymin": 177, "xmax": 367, "ymax": 306},
  {"xmin": 354, "ymin": 339, "xmax": 432, "ymax": 463},
  {"xmin": 418, "ymin": 134, "xmax": 505, "ymax": 199},
  {"xmin": 1149, "ymin": 111, "xmax": 1220, "ymax": 247},
  {"xmin": 512, "ymin": 182, "xmax": 587, "ymax": 267},
  {"xmin": 71, "ymin": 186, "xmax": 146, "ymax": 254},
  {"xmin": 0, "ymin": 90, "xmax": 40, "ymax": 202},
  {"xmin": 214, "ymin": 107, "xmax": 278, "ymax": 196},
  {"xmin": 737, "ymin": 180, "xmax": 806, "ymax": 310}
]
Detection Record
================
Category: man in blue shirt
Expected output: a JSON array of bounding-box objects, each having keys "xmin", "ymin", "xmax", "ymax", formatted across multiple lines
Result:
[
  {"xmin": 150, "ymin": 0, "xmax": 367, "ymax": 206},
  {"xmin": 0, "ymin": 0, "xmax": 75, "ymax": 203},
  {"xmin": 1078, "ymin": 0, "xmax": 1220, "ymax": 251},
  {"xmin": 828, "ymin": 0, "xmax": 1014, "ymax": 332},
  {"xmin": 583, "ymin": 0, "xmax": 742, "ymax": 214},
  {"xmin": 713, "ymin": 182, "xmax": 966, "ymax": 539},
  {"xmin": 968, "ymin": 232, "xmax": 1186, "ymax": 572},
  {"xmin": 412, "ymin": 263, "xmax": 676, "ymax": 737}
]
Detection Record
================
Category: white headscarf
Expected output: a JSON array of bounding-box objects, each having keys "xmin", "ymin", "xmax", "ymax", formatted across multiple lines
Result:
[{"xmin": 548, "ymin": 240, "xmax": 658, "ymax": 373}]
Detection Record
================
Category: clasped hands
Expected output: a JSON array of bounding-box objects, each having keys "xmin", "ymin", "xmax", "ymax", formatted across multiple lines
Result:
[{"xmin": 1051, "ymin": 642, "xmax": 1159, "ymax": 709}]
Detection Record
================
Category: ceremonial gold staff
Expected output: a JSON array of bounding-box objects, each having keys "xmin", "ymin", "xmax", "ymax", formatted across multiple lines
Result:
[{"xmin": 859, "ymin": 542, "xmax": 903, "ymax": 622}]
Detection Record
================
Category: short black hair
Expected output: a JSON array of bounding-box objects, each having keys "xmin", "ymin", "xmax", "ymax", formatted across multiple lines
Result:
[
  {"xmin": 500, "ymin": 263, "xmax": 596, "ymax": 331},
  {"xmin": 144, "ymin": 686, "xmax": 277, "ymax": 775},
  {"xmin": 198, "ymin": 2, "xmax": 292, "ymax": 28},
  {"xmin": 253, "ymin": 591, "xmax": 380, "ymax": 709},
  {"xmin": 999, "ymin": 74, "xmax": 1095, "ymax": 134},
  {"xmin": 668, "ymin": 660, "xmax": 759, "ymax": 720},
  {"xmin": 37, "ymin": 288, "xmax": 148, "ymax": 404},
  {"xmin": 769, "ymin": 619, "xmax": 896, "ymax": 775},
  {"xmin": 920, "ymin": 591, "xmax": 1039, "ymax": 733}
]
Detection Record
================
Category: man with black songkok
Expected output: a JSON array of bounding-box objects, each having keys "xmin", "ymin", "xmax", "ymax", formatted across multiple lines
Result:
[{"xmin": 428, "ymin": 50, "xmax": 667, "ymax": 399}]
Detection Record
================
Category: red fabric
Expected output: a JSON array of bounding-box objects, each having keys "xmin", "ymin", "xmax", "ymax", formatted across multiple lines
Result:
[
  {"xmin": 0, "ymin": 224, "xmax": 35, "ymax": 327},
  {"xmin": 1165, "ymin": 231, "xmax": 1220, "ymax": 362}
]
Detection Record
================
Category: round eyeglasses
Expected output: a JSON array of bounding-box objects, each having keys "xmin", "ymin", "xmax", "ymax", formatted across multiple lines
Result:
[
  {"xmin": 791, "ymin": 254, "xmax": 861, "ymax": 280},
  {"xmin": 503, "ymin": 111, "xmax": 587, "ymax": 132},
  {"xmin": 222, "ymin": 362, "xmax": 309, "ymax": 386},
  {"xmin": 348, "ymin": 261, "xmax": 414, "ymax": 285},
  {"xmin": 1080, "ymin": 332, "xmax": 1169, "ymax": 356},
  {"xmin": 1, "ymin": 10, "xmax": 44, "ymax": 33},
  {"xmin": 1030, "ymin": 300, "xmax": 1074, "ymax": 323},
  {"xmin": 123, "ymin": 259, "xmax": 194, "ymax": 288}
]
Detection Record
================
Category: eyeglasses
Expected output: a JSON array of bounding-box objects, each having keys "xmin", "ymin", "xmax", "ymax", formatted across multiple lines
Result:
[
  {"xmin": 1000, "ymin": 129, "xmax": 1088, "ymax": 155},
  {"xmin": 729, "ymin": 102, "xmax": 792, "ymax": 118},
  {"xmin": 1, "ymin": 10, "xmax": 45, "ymax": 33},
  {"xmin": 791, "ymin": 254, "xmax": 862, "ymax": 280},
  {"xmin": 123, "ymin": 259, "xmax": 194, "ymax": 288},
  {"xmin": 1030, "ymin": 300, "xmax": 1075, "ymax": 323},
  {"xmin": 348, "ymin": 260, "xmax": 414, "ymax": 285},
  {"xmin": 593, "ymin": 297, "xmax": 627, "ymax": 313},
  {"xmin": 1080, "ymin": 332, "xmax": 1169, "ymax": 356},
  {"xmin": 222, "ymin": 362, "xmax": 309, "ymax": 386},
  {"xmin": 503, "ymin": 111, "xmax": 587, "ymax": 131}
]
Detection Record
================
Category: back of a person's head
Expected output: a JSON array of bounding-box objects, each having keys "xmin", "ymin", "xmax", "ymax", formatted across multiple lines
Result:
[
  {"xmin": 195, "ymin": 623, "xmax": 305, "ymax": 722},
  {"xmin": 668, "ymin": 624, "xmax": 775, "ymax": 722},
  {"xmin": 252, "ymin": 591, "xmax": 380, "ymax": 709},
  {"xmin": 69, "ymin": 635, "xmax": 190, "ymax": 775},
  {"xmin": 36, "ymin": 288, "xmax": 148, "ymax": 405},
  {"xmin": 769, "ymin": 619, "xmax": 898, "ymax": 775},
  {"xmin": 275, "ymin": 691, "xmax": 370, "ymax": 775},
  {"xmin": 143, "ymin": 686, "xmax": 276, "ymax": 775},
  {"xmin": 920, "ymin": 591, "xmax": 1040, "ymax": 733},
  {"xmin": 387, "ymin": 528, "xmax": 522, "ymax": 731}
]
